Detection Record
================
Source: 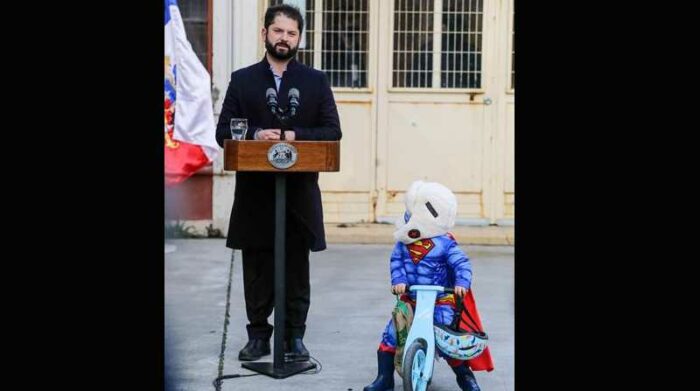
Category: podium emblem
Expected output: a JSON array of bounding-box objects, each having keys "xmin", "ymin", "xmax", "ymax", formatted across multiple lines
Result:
[{"xmin": 267, "ymin": 143, "xmax": 298, "ymax": 169}]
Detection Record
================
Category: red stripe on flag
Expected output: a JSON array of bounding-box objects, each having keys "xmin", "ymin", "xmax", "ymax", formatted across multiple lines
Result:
[{"xmin": 164, "ymin": 141, "xmax": 209, "ymax": 186}]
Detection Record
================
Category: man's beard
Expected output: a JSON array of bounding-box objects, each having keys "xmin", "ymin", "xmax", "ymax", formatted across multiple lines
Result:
[{"xmin": 265, "ymin": 37, "xmax": 298, "ymax": 60}]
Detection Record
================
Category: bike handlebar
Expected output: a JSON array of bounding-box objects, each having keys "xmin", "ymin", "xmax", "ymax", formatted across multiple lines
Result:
[{"xmin": 406, "ymin": 285, "xmax": 455, "ymax": 294}]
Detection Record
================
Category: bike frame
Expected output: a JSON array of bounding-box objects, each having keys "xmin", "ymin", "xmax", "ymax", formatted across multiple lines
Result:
[{"xmin": 402, "ymin": 285, "xmax": 445, "ymax": 385}]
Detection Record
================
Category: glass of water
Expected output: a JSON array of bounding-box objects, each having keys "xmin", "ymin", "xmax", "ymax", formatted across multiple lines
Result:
[{"xmin": 230, "ymin": 118, "xmax": 248, "ymax": 140}]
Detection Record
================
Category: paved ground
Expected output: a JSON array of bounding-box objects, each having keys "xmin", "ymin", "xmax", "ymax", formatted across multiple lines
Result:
[{"xmin": 165, "ymin": 240, "xmax": 514, "ymax": 390}]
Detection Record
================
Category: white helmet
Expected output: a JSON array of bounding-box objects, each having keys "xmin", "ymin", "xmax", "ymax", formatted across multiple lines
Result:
[
  {"xmin": 394, "ymin": 180, "xmax": 457, "ymax": 244},
  {"xmin": 434, "ymin": 324, "xmax": 488, "ymax": 360}
]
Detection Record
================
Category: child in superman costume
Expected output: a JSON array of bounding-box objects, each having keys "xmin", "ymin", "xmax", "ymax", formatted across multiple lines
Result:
[{"xmin": 363, "ymin": 180, "xmax": 494, "ymax": 391}]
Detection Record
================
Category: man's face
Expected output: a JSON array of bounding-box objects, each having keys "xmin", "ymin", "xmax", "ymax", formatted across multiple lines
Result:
[{"xmin": 262, "ymin": 14, "xmax": 301, "ymax": 61}]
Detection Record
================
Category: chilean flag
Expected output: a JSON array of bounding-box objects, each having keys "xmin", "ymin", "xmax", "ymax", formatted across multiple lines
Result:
[{"xmin": 164, "ymin": 0, "xmax": 218, "ymax": 186}]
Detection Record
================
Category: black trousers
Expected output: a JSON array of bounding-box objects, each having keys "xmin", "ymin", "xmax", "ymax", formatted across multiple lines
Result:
[{"xmin": 241, "ymin": 232, "xmax": 311, "ymax": 341}]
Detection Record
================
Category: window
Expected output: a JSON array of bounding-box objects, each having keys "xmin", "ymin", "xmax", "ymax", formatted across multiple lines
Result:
[
  {"xmin": 393, "ymin": 0, "xmax": 433, "ymax": 87},
  {"xmin": 393, "ymin": 0, "xmax": 483, "ymax": 89},
  {"xmin": 269, "ymin": 0, "xmax": 370, "ymax": 88},
  {"xmin": 179, "ymin": 0, "xmax": 212, "ymax": 73}
]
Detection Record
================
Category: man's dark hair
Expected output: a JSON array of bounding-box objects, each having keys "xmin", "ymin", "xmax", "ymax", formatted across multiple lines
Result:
[{"xmin": 264, "ymin": 4, "xmax": 304, "ymax": 35}]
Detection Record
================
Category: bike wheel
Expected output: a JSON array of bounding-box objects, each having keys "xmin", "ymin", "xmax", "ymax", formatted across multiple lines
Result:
[{"xmin": 402, "ymin": 340, "xmax": 429, "ymax": 391}]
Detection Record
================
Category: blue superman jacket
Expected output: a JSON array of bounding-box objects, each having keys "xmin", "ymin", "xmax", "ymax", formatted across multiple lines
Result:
[{"xmin": 390, "ymin": 233, "xmax": 472, "ymax": 298}]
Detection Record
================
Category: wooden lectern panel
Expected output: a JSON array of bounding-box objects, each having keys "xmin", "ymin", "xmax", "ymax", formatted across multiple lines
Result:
[{"xmin": 224, "ymin": 140, "xmax": 340, "ymax": 172}]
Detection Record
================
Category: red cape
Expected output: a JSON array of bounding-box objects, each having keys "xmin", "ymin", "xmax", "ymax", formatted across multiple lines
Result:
[{"xmin": 460, "ymin": 289, "xmax": 495, "ymax": 372}]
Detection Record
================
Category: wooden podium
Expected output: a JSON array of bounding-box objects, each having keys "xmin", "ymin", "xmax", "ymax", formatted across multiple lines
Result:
[{"xmin": 223, "ymin": 140, "xmax": 340, "ymax": 379}]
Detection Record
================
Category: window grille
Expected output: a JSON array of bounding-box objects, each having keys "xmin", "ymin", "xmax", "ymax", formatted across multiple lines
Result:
[
  {"xmin": 441, "ymin": 0, "xmax": 482, "ymax": 88},
  {"xmin": 393, "ymin": 0, "xmax": 434, "ymax": 88},
  {"xmin": 269, "ymin": 0, "xmax": 369, "ymax": 88},
  {"xmin": 393, "ymin": 0, "xmax": 483, "ymax": 89}
]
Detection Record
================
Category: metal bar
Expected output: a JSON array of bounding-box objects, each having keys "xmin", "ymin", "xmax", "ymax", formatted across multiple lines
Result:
[
  {"xmin": 273, "ymin": 173, "xmax": 286, "ymax": 369},
  {"xmin": 418, "ymin": 0, "xmax": 423, "ymax": 87},
  {"xmin": 331, "ymin": 0, "xmax": 336, "ymax": 83},
  {"xmin": 446, "ymin": 0, "xmax": 452, "ymax": 87},
  {"xmin": 460, "ymin": 0, "xmax": 465, "ymax": 88},
  {"xmin": 358, "ymin": 0, "xmax": 362, "ymax": 86},
  {"xmin": 314, "ymin": 0, "xmax": 323, "ymax": 69},
  {"xmin": 476, "ymin": 0, "xmax": 482, "ymax": 88},
  {"xmin": 411, "ymin": 0, "xmax": 416, "ymax": 87},
  {"xmin": 401, "ymin": 0, "xmax": 406, "ymax": 87},
  {"xmin": 432, "ymin": 0, "xmax": 442, "ymax": 88}
]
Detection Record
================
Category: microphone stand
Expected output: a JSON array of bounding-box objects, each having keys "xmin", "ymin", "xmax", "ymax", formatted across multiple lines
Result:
[
  {"xmin": 271, "ymin": 105, "xmax": 296, "ymax": 141},
  {"xmin": 242, "ymin": 95, "xmax": 314, "ymax": 379}
]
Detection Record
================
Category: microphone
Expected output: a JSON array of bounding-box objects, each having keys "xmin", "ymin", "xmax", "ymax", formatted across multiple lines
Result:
[
  {"xmin": 288, "ymin": 88, "xmax": 300, "ymax": 117},
  {"xmin": 265, "ymin": 88, "xmax": 278, "ymax": 114}
]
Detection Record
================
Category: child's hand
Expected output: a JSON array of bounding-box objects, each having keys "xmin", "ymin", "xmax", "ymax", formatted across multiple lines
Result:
[
  {"xmin": 391, "ymin": 283, "xmax": 407, "ymax": 295},
  {"xmin": 454, "ymin": 286, "xmax": 468, "ymax": 298}
]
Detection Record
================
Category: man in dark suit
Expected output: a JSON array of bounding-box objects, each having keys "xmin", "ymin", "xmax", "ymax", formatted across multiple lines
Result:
[{"xmin": 215, "ymin": 4, "xmax": 341, "ymax": 362}]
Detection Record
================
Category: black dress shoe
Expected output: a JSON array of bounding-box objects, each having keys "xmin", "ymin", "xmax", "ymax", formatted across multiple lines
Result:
[
  {"xmin": 238, "ymin": 339, "xmax": 270, "ymax": 361},
  {"xmin": 283, "ymin": 337, "xmax": 310, "ymax": 362}
]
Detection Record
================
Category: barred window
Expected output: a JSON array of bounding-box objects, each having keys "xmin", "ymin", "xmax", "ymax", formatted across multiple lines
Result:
[
  {"xmin": 441, "ymin": 0, "xmax": 482, "ymax": 88},
  {"xmin": 269, "ymin": 0, "xmax": 370, "ymax": 88},
  {"xmin": 393, "ymin": 0, "xmax": 433, "ymax": 87},
  {"xmin": 393, "ymin": 0, "xmax": 483, "ymax": 89},
  {"xmin": 179, "ymin": 0, "xmax": 211, "ymax": 72}
]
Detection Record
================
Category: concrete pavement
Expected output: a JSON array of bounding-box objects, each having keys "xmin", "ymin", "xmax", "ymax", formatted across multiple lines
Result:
[{"xmin": 165, "ymin": 240, "xmax": 514, "ymax": 391}]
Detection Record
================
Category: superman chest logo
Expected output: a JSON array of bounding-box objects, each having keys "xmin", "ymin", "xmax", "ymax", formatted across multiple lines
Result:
[{"xmin": 407, "ymin": 239, "xmax": 435, "ymax": 264}]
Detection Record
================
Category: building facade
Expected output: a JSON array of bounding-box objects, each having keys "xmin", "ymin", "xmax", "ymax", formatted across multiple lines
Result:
[{"xmin": 166, "ymin": 0, "xmax": 515, "ymax": 234}]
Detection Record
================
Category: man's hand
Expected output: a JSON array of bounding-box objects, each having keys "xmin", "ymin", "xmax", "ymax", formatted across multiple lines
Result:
[
  {"xmin": 391, "ymin": 283, "xmax": 407, "ymax": 295},
  {"xmin": 254, "ymin": 129, "xmax": 296, "ymax": 141},
  {"xmin": 454, "ymin": 286, "xmax": 468, "ymax": 298},
  {"xmin": 255, "ymin": 129, "xmax": 282, "ymax": 140}
]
